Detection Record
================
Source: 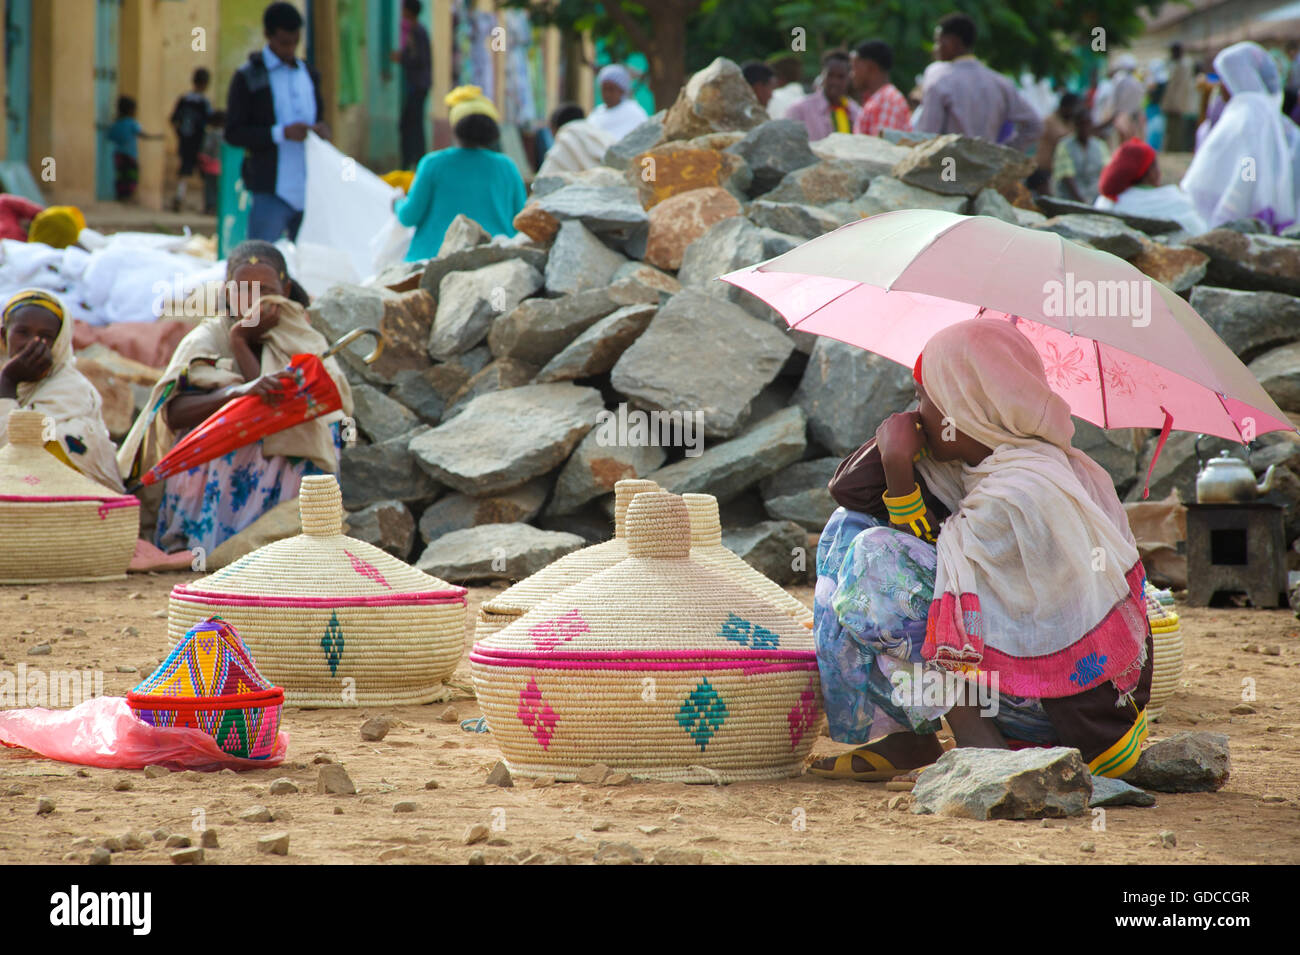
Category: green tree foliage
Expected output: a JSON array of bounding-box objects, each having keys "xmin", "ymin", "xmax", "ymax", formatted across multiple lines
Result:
[{"xmin": 772, "ymin": 0, "xmax": 1164, "ymax": 90}]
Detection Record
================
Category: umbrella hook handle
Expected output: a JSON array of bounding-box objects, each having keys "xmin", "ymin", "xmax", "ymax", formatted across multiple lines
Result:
[{"xmin": 322, "ymin": 327, "xmax": 385, "ymax": 365}]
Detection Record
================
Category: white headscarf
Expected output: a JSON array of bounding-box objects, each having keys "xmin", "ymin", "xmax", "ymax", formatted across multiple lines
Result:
[
  {"xmin": 1181, "ymin": 41, "xmax": 1300, "ymax": 232},
  {"xmin": 0, "ymin": 289, "xmax": 124, "ymax": 491},
  {"xmin": 596, "ymin": 64, "xmax": 632, "ymax": 92},
  {"xmin": 915, "ymin": 319, "xmax": 1148, "ymax": 701}
]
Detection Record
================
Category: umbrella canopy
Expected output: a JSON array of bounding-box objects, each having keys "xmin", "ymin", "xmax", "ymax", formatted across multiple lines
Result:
[
  {"xmin": 721, "ymin": 209, "xmax": 1293, "ymax": 444},
  {"xmin": 135, "ymin": 353, "xmax": 341, "ymax": 489}
]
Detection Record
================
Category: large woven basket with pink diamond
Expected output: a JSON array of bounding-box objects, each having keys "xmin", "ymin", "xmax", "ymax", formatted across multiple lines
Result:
[
  {"xmin": 166, "ymin": 475, "xmax": 467, "ymax": 707},
  {"xmin": 470, "ymin": 491, "xmax": 823, "ymax": 783}
]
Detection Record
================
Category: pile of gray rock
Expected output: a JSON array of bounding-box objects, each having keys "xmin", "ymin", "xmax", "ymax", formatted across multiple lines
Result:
[{"xmin": 309, "ymin": 56, "xmax": 1300, "ymax": 585}]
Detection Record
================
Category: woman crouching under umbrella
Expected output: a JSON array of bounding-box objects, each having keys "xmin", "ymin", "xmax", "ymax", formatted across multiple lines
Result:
[
  {"xmin": 810, "ymin": 319, "xmax": 1153, "ymax": 781},
  {"xmin": 117, "ymin": 240, "xmax": 353, "ymax": 555}
]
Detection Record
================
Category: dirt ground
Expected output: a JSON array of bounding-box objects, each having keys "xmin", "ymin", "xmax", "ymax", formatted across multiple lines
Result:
[{"xmin": 1, "ymin": 574, "xmax": 1297, "ymax": 865}]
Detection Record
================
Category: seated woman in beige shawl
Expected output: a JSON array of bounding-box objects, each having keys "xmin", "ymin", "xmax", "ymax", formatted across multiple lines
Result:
[
  {"xmin": 0, "ymin": 289, "xmax": 123, "ymax": 491},
  {"xmin": 118, "ymin": 241, "xmax": 352, "ymax": 556}
]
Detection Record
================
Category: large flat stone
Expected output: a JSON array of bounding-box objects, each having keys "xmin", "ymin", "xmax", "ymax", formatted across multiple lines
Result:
[
  {"xmin": 629, "ymin": 145, "xmax": 750, "ymax": 209},
  {"xmin": 415, "ymin": 523, "xmax": 585, "ymax": 583},
  {"xmin": 1034, "ymin": 194, "xmax": 1182, "ymax": 235},
  {"xmin": 428, "ymin": 259, "xmax": 543, "ymax": 360},
  {"xmin": 543, "ymin": 220, "xmax": 630, "ymax": 296},
  {"xmin": 863, "ymin": 176, "xmax": 968, "ymax": 214},
  {"xmin": 309, "ymin": 285, "xmax": 436, "ymax": 386},
  {"xmin": 795, "ymin": 337, "xmax": 914, "ymax": 456},
  {"xmin": 339, "ymin": 431, "xmax": 440, "ymax": 509},
  {"xmin": 610, "ymin": 289, "xmax": 794, "ymax": 439},
  {"xmin": 547, "ymin": 429, "xmax": 667, "ymax": 516},
  {"xmin": 760, "ymin": 458, "xmax": 839, "ymax": 530},
  {"xmin": 662, "ymin": 57, "xmax": 767, "ymax": 142},
  {"xmin": 441, "ymin": 359, "xmax": 539, "ymax": 421},
  {"xmin": 1184, "ymin": 230, "xmax": 1300, "ymax": 295},
  {"xmin": 408, "ymin": 383, "xmax": 605, "ymax": 495},
  {"xmin": 644, "ymin": 406, "xmax": 807, "ymax": 503},
  {"xmin": 1035, "ymin": 214, "xmax": 1146, "ymax": 260},
  {"xmin": 809, "ymin": 133, "xmax": 911, "ymax": 176},
  {"xmin": 1122, "ymin": 732, "xmax": 1230, "ymax": 793},
  {"xmin": 1188, "ymin": 286, "xmax": 1300, "ymax": 362},
  {"xmin": 747, "ymin": 199, "xmax": 846, "ymax": 239},
  {"xmin": 345, "ymin": 499, "xmax": 416, "ymax": 560},
  {"xmin": 912, "ymin": 747, "xmax": 1092, "ymax": 820},
  {"xmin": 535, "ymin": 183, "xmax": 649, "ymax": 255},
  {"xmin": 348, "ymin": 381, "xmax": 423, "ymax": 444},
  {"xmin": 723, "ymin": 119, "xmax": 817, "ymax": 197},
  {"xmin": 602, "ymin": 113, "xmax": 667, "ymax": 171},
  {"xmin": 720, "ymin": 520, "xmax": 807, "ymax": 585},
  {"xmin": 676, "ymin": 215, "xmax": 767, "ymax": 296},
  {"xmin": 535, "ymin": 304, "xmax": 658, "ymax": 383},
  {"xmin": 417, "ymin": 478, "xmax": 550, "ymax": 542},
  {"xmin": 1130, "ymin": 240, "xmax": 1209, "ymax": 293},
  {"xmin": 1248, "ymin": 342, "xmax": 1300, "ymax": 412},
  {"xmin": 891, "ymin": 133, "xmax": 1036, "ymax": 197},
  {"xmin": 488, "ymin": 287, "xmax": 647, "ymax": 366},
  {"xmin": 764, "ymin": 159, "xmax": 877, "ymax": 206},
  {"xmin": 418, "ymin": 245, "xmax": 547, "ymax": 299},
  {"xmin": 644, "ymin": 187, "xmax": 741, "ymax": 271}
]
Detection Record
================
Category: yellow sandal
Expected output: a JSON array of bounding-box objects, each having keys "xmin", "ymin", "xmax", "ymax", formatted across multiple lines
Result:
[{"xmin": 808, "ymin": 746, "xmax": 900, "ymax": 781}]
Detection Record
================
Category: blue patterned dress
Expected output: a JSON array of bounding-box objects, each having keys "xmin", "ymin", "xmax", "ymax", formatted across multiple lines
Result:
[
  {"xmin": 814, "ymin": 507, "xmax": 1059, "ymax": 746},
  {"xmin": 155, "ymin": 424, "xmax": 342, "ymax": 555}
]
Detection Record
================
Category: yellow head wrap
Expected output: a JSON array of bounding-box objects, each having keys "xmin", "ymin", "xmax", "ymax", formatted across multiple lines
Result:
[
  {"xmin": 28, "ymin": 206, "xmax": 85, "ymax": 249},
  {"xmin": 2, "ymin": 288, "xmax": 67, "ymax": 327},
  {"xmin": 446, "ymin": 85, "xmax": 500, "ymax": 126}
]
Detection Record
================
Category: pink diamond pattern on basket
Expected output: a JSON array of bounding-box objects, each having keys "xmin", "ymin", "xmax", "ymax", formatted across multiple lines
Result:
[
  {"xmin": 787, "ymin": 677, "xmax": 818, "ymax": 750},
  {"xmin": 528, "ymin": 609, "xmax": 590, "ymax": 651},
  {"xmin": 343, "ymin": 549, "xmax": 392, "ymax": 590},
  {"xmin": 22, "ymin": 474, "xmax": 39, "ymax": 485},
  {"xmin": 518, "ymin": 677, "xmax": 558, "ymax": 750}
]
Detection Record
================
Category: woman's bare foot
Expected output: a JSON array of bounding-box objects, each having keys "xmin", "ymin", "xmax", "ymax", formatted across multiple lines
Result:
[{"xmin": 811, "ymin": 731, "xmax": 944, "ymax": 775}]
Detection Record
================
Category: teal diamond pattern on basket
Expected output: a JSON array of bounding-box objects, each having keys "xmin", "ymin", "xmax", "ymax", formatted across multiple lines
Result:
[
  {"xmin": 321, "ymin": 610, "xmax": 345, "ymax": 677},
  {"xmin": 677, "ymin": 679, "xmax": 728, "ymax": 751}
]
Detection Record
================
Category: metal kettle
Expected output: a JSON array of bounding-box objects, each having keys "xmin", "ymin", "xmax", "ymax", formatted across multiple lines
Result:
[{"xmin": 1194, "ymin": 438, "xmax": 1277, "ymax": 503}]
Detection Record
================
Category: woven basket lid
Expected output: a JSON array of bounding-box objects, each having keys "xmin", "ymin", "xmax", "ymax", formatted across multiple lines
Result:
[
  {"xmin": 0, "ymin": 409, "xmax": 134, "ymax": 500},
  {"xmin": 130, "ymin": 616, "xmax": 281, "ymax": 707},
  {"xmin": 181, "ymin": 475, "xmax": 462, "ymax": 598},
  {"xmin": 482, "ymin": 478, "xmax": 661, "ymax": 617},
  {"xmin": 682, "ymin": 493, "xmax": 813, "ymax": 626},
  {"xmin": 475, "ymin": 491, "xmax": 815, "ymax": 659}
]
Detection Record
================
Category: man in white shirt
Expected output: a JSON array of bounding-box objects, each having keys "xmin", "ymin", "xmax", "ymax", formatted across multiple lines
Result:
[{"xmin": 588, "ymin": 64, "xmax": 650, "ymax": 142}]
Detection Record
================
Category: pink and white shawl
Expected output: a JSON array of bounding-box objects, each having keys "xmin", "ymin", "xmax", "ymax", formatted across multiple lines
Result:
[{"xmin": 916, "ymin": 318, "xmax": 1148, "ymax": 699}]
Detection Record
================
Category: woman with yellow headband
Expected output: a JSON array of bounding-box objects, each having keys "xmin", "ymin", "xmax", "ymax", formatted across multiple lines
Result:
[
  {"xmin": 393, "ymin": 85, "xmax": 526, "ymax": 261},
  {"xmin": 0, "ymin": 289, "xmax": 124, "ymax": 491}
]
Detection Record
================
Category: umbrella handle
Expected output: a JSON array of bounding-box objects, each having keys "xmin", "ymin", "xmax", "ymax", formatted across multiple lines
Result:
[{"xmin": 322, "ymin": 327, "xmax": 384, "ymax": 365}]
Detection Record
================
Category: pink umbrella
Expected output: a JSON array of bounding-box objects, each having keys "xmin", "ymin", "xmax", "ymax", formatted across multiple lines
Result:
[{"xmin": 722, "ymin": 209, "xmax": 1295, "ymax": 494}]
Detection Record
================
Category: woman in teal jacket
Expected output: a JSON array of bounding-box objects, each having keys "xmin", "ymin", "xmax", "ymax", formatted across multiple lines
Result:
[{"xmin": 396, "ymin": 86, "xmax": 526, "ymax": 261}]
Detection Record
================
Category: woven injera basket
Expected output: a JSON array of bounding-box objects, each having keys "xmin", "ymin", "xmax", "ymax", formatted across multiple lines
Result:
[
  {"xmin": 0, "ymin": 409, "xmax": 138, "ymax": 583},
  {"xmin": 167, "ymin": 475, "xmax": 467, "ymax": 707},
  {"xmin": 130, "ymin": 617, "xmax": 284, "ymax": 760},
  {"xmin": 474, "ymin": 479, "xmax": 661, "ymax": 642},
  {"xmin": 472, "ymin": 491, "xmax": 823, "ymax": 783},
  {"xmin": 1144, "ymin": 582, "xmax": 1183, "ymax": 719},
  {"xmin": 683, "ymin": 494, "xmax": 814, "ymax": 628}
]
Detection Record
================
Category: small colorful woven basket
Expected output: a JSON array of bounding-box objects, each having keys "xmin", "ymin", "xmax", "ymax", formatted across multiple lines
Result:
[
  {"xmin": 0, "ymin": 410, "xmax": 138, "ymax": 583},
  {"xmin": 471, "ymin": 491, "xmax": 823, "ymax": 783},
  {"xmin": 1145, "ymin": 582, "xmax": 1183, "ymax": 719},
  {"xmin": 128, "ymin": 617, "xmax": 283, "ymax": 760},
  {"xmin": 475, "ymin": 479, "xmax": 660, "ymax": 643},
  {"xmin": 167, "ymin": 475, "xmax": 467, "ymax": 707}
]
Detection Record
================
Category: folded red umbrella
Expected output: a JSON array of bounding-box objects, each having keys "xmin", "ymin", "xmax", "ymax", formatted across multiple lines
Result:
[{"xmin": 135, "ymin": 353, "xmax": 341, "ymax": 489}]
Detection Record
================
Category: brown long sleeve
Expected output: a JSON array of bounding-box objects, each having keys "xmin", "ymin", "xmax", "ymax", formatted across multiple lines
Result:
[{"xmin": 827, "ymin": 439, "xmax": 951, "ymax": 528}]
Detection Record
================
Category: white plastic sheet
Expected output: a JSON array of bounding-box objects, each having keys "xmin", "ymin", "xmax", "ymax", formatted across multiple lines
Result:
[{"xmin": 297, "ymin": 132, "xmax": 411, "ymax": 290}]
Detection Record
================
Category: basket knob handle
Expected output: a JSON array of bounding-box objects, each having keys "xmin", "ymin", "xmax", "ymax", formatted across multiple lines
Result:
[
  {"xmin": 612, "ymin": 478, "xmax": 661, "ymax": 538},
  {"xmin": 682, "ymin": 493, "xmax": 721, "ymax": 546},
  {"xmin": 6, "ymin": 410, "xmax": 47, "ymax": 446},
  {"xmin": 625, "ymin": 491, "xmax": 691, "ymax": 559},
  {"xmin": 299, "ymin": 475, "xmax": 343, "ymax": 536}
]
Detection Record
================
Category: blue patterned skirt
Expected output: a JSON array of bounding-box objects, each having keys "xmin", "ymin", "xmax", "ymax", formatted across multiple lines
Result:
[
  {"xmin": 155, "ymin": 424, "xmax": 342, "ymax": 556},
  {"xmin": 814, "ymin": 507, "xmax": 1059, "ymax": 746}
]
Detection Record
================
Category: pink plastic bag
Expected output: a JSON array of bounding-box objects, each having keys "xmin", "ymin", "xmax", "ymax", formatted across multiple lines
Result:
[{"xmin": 0, "ymin": 696, "xmax": 289, "ymax": 772}]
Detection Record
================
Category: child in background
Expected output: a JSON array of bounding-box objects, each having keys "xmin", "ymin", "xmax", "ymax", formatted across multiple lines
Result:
[
  {"xmin": 198, "ymin": 110, "xmax": 225, "ymax": 216},
  {"xmin": 170, "ymin": 68, "xmax": 213, "ymax": 212},
  {"xmin": 104, "ymin": 97, "xmax": 162, "ymax": 202}
]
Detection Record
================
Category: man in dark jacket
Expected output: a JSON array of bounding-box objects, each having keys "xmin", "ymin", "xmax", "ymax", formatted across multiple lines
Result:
[
  {"xmin": 391, "ymin": 0, "xmax": 433, "ymax": 169},
  {"xmin": 225, "ymin": 2, "xmax": 330, "ymax": 242}
]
